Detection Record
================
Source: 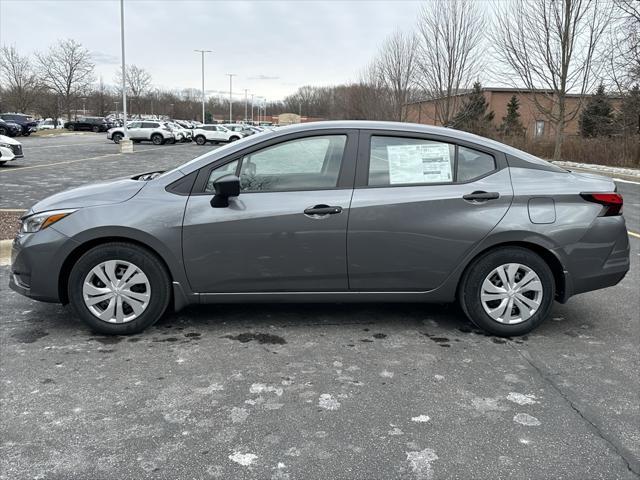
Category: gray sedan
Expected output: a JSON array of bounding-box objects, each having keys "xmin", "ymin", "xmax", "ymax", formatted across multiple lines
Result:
[{"xmin": 9, "ymin": 121, "xmax": 630, "ymax": 336}]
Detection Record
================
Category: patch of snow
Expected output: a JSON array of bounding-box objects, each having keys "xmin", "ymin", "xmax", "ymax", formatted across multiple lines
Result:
[
  {"xmin": 406, "ymin": 448, "xmax": 438, "ymax": 480},
  {"xmin": 411, "ymin": 415, "xmax": 431, "ymax": 423},
  {"xmin": 507, "ymin": 392, "xmax": 539, "ymax": 405},
  {"xmin": 229, "ymin": 451, "xmax": 257, "ymax": 466},
  {"xmin": 513, "ymin": 413, "xmax": 541, "ymax": 426},
  {"xmin": 318, "ymin": 393, "xmax": 340, "ymax": 410}
]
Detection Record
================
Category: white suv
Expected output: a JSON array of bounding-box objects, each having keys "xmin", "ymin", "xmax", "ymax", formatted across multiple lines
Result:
[
  {"xmin": 107, "ymin": 121, "xmax": 175, "ymax": 145},
  {"xmin": 193, "ymin": 124, "xmax": 243, "ymax": 145}
]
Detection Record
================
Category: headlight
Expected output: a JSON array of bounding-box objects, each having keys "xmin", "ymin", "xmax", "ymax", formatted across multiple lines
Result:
[
  {"xmin": 20, "ymin": 209, "xmax": 77, "ymax": 234},
  {"xmin": 0, "ymin": 142, "xmax": 12, "ymax": 149}
]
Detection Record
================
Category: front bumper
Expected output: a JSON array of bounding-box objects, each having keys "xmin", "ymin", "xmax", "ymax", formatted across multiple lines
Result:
[{"xmin": 9, "ymin": 228, "xmax": 78, "ymax": 303}]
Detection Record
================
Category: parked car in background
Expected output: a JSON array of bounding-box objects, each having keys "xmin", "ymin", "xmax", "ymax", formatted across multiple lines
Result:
[
  {"xmin": 222, "ymin": 123, "xmax": 259, "ymax": 137},
  {"xmin": 0, "ymin": 134, "xmax": 24, "ymax": 166},
  {"xmin": 193, "ymin": 124, "xmax": 243, "ymax": 145},
  {"xmin": 166, "ymin": 122, "xmax": 192, "ymax": 142},
  {"xmin": 107, "ymin": 121, "xmax": 175, "ymax": 145},
  {"xmin": 7, "ymin": 121, "xmax": 629, "ymax": 335},
  {"xmin": 37, "ymin": 118, "xmax": 65, "ymax": 130},
  {"xmin": 64, "ymin": 116, "xmax": 111, "ymax": 133},
  {"xmin": 0, "ymin": 113, "xmax": 38, "ymax": 136},
  {"xmin": 0, "ymin": 118, "xmax": 22, "ymax": 137}
]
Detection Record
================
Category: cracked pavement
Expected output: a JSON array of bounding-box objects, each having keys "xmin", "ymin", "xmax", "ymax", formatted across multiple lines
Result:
[{"xmin": 1, "ymin": 135, "xmax": 638, "ymax": 479}]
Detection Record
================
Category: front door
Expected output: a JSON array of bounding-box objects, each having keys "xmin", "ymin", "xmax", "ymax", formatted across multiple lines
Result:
[
  {"xmin": 126, "ymin": 121, "xmax": 144, "ymax": 139},
  {"xmin": 347, "ymin": 132, "xmax": 513, "ymax": 291},
  {"xmin": 182, "ymin": 130, "xmax": 358, "ymax": 293}
]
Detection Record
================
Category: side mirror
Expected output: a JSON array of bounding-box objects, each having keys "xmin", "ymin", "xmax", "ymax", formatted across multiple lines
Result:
[{"xmin": 211, "ymin": 174, "xmax": 240, "ymax": 208}]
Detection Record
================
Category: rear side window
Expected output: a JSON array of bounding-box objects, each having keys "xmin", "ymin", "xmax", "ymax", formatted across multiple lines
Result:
[
  {"xmin": 369, "ymin": 136, "xmax": 455, "ymax": 186},
  {"xmin": 142, "ymin": 122, "xmax": 158, "ymax": 128},
  {"xmin": 457, "ymin": 146, "xmax": 495, "ymax": 182},
  {"xmin": 239, "ymin": 135, "xmax": 347, "ymax": 192}
]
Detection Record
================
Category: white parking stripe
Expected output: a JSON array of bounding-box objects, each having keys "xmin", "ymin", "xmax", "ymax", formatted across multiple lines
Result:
[{"xmin": 614, "ymin": 178, "xmax": 640, "ymax": 185}]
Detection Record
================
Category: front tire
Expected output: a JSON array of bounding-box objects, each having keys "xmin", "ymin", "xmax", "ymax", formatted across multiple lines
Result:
[
  {"xmin": 68, "ymin": 242, "xmax": 171, "ymax": 335},
  {"xmin": 195, "ymin": 135, "xmax": 207, "ymax": 145},
  {"xmin": 112, "ymin": 132, "xmax": 123, "ymax": 144},
  {"xmin": 92, "ymin": 125, "xmax": 100, "ymax": 133},
  {"xmin": 229, "ymin": 135, "xmax": 240, "ymax": 142},
  {"xmin": 459, "ymin": 247, "xmax": 554, "ymax": 337}
]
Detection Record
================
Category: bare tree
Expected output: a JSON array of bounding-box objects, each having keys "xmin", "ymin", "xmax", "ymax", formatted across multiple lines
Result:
[
  {"xmin": 493, "ymin": 0, "xmax": 611, "ymax": 160},
  {"xmin": 415, "ymin": 0, "xmax": 486, "ymax": 126},
  {"xmin": 372, "ymin": 30, "xmax": 419, "ymax": 121},
  {"xmin": 35, "ymin": 39, "xmax": 95, "ymax": 121},
  {"xmin": 0, "ymin": 45, "xmax": 40, "ymax": 113},
  {"xmin": 115, "ymin": 64, "xmax": 152, "ymax": 115},
  {"xmin": 607, "ymin": 0, "xmax": 640, "ymax": 91}
]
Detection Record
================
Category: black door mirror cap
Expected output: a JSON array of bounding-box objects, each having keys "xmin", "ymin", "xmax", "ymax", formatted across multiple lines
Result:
[{"xmin": 211, "ymin": 174, "xmax": 240, "ymax": 208}]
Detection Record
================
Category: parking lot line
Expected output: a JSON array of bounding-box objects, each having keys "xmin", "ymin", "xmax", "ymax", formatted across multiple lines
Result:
[
  {"xmin": 628, "ymin": 231, "xmax": 640, "ymax": 239},
  {"xmin": 0, "ymin": 148, "xmax": 163, "ymax": 174},
  {"xmin": 23, "ymin": 143, "xmax": 108, "ymax": 150}
]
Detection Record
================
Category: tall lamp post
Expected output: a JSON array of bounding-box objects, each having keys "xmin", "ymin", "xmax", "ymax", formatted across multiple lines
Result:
[
  {"xmin": 194, "ymin": 49, "xmax": 212, "ymax": 123},
  {"xmin": 226, "ymin": 73, "xmax": 236, "ymax": 123},
  {"xmin": 244, "ymin": 89, "xmax": 248, "ymax": 123},
  {"xmin": 119, "ymin": 0, "xmax": 131, "ymax": 151},
  {"xmin": 250, "ymin": 93, "xmax": 255, "ymax": 123}
]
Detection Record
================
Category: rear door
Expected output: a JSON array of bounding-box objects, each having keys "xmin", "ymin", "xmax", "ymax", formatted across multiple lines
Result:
[
  {"xmin": 347, "ymin": 130, "xmax": 513, "ymax": 291},
  {"xmin": 182, "ymin": 129, "xmax": 358, "ymax": 293}
]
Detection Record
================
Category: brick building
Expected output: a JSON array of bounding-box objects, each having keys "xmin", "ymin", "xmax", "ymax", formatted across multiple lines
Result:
[{"xmin": 404, "ymin": 87, "xmax": 621, "ymax": 139}]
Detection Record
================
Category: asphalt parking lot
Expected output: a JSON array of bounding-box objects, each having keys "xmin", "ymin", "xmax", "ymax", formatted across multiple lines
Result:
[{"xmin": 1, "ymin": 134, "xmax": 639, "ymax": 479}]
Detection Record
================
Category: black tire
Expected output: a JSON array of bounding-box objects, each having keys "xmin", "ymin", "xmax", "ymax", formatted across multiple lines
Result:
[
  {"xmin": 112, "ymin": 132, "xmax": 123, "ymax": 144},
  {"xmin": 459, "ymin": 247, "xmax": 554, "ymax": 337},
  {"xmin": 229, "ymin": 135, "xmax": 240, "ymax": 142},
  {"xmin": 0, "ymin": 161, "xmax": 6, "ymax": 166},
  {"xmin": 68, "ymin": 124, "xmax": 75, "ymax": 131},
  {"xmin": 0, "ymin": 127, "xmax": 7, "ymax": 136},
  {"xmin": 151, "ymin": 134, "xmax": 163, "ymax": 145},
  {"xmin": 68, "ymin": 242, "xmax": 171, "ymax": 335},
  {"xmin": 195, "ymin": 135, "xmax": 207, "ymax": 145},
  {"xmin": 92, "ymin": 125, "xmax": 100, "ymax": 133}
]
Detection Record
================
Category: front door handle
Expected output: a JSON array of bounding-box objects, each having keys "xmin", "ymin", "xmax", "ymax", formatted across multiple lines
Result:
[
  {"xmin": 304, "ymin": 204, "xmax": 343, "ymax": 216},
  {"xmin": 463, "ymin": 191, "xmax": 500, "ymax": 202}
]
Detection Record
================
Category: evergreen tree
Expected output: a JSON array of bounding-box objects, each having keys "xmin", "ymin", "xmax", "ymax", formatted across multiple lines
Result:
[
  {"xmin": 452, "ymin": 82, "xmax": 495, "ymax": 136},
  {"xmin": 619, "ymin": 84, "xmax": 640, "ymax": 136},
  {"xmin": 579, "ymin": 84, "xmax": 614, "ymax": 137},
  {"xmin": 498, "ymin": 95, "xmax": 525, "ymax": 136}
]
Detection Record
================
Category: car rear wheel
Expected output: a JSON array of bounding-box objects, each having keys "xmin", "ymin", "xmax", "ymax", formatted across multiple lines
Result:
[
  {"xmin": 92, "ymin": 125, "xmax": 100, "ymax": 133},
  {"xmin": 112, "ymin": 132, "xmax": 123, "ymax": 144},
  {"xmin": 459, "ymin": 247, "xmax": 554, "ymax": 336},
  {"xmin": 151, "ymin": 134, "xmax": 163, "ymax": 145},
  {"xmin": 68, "ymin": 124, "xmax": 75, "ymax": 131},
  {"xmin": 195, "ymin": 135, "xmax": 207, "ymax": 145},
  {"xmin": 0, "ymin": 127, "xmax": 7, "ymax": 135},
  {"xmin": 68, "ymin": 242, "xmax": 171, "ymax": 335}
]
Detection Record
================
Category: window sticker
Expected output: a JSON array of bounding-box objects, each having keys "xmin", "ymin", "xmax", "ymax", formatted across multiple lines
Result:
[{"xmin": 387, "ymin": 143, "xmax": 453, "ymax": 184}]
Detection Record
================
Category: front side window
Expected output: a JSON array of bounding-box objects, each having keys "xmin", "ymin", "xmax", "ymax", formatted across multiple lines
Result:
[
  {"xmin": 239, "ymin": 135, "xmax": 347, "ymax": 192},
  {"xmin": 369, "ymin": 136, "xmax": 455, "ymax": 186},
  {"xmin": 128, "ymin": 121, "xmax": 142, "ymax": 129},
  {"xmin": 205, "ymin": 160, "xmax": 239, "ymax": 193}
]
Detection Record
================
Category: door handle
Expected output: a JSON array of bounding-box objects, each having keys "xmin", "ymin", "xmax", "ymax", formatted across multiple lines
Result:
[
  {"xmin": 463, "ymin": 191, "xmax": 500, "ymax": 202},
  {"xmin": 304, "ymin": 204, "xmax": 343, "ymax": 216}
]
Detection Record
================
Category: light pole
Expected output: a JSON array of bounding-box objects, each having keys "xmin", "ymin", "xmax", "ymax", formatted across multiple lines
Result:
[
  {"xmin": 226, "ymin": 73, "xmax": 236, "ymax": 123},
  {"xmin": 244, "ymin": 89, "xmax": 248, "ymax": 123},
  {"xmin": 119, "ymin": 0, "xmax": 129, "ymax": 145},
  {"xmin": 194, "ymin": 49, "xmax": 212, "ymax": 123},
  {"xmin": 250, "ymin": 93, "xmax": 255, "ymax": 123}
]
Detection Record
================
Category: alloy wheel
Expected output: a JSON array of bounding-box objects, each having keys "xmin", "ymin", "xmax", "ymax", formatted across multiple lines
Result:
[
  {"xmin": 82, "ymin": 260, "xmax": 151, "ymax": 324},
  {"xmin": 480, "ymin": 263, "xmax": 543, "ymax": 325}
]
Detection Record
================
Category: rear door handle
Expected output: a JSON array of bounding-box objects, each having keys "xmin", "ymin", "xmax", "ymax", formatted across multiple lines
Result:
[
  {"xmin": 304, "ymin": 204, "xmax": 343, "ymax": 216},
  {"xmin": 463, "ymin": 191, "xmax": 500, "ymax": 202}
]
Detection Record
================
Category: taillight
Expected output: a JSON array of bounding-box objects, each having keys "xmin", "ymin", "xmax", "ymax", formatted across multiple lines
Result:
[{"xmin": 580, "ymin": 192, "xmax": 623, "ymax": 216}]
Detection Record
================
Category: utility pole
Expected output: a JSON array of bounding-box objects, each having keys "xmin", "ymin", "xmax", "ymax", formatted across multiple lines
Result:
[
  {"xmin": 194, "ymin": 49, "xmax": 212, "ymax": 123},
  {"xmin": 250, "ymin": 93, "xmax": 255, "ymax": 123},
  {"xmin": 244, "ymin": 89, "xmax": 248, "ymax": 123},
  {"xmin": 226, "ymin": 73, "xmax": 236, "ymax": 123},
  {"xmin": 119, "ymin": 0, "xmax": 129, "ymax": 145}
]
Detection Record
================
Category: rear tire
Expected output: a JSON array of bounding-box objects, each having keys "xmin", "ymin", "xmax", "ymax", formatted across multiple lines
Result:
[
  {"xmin": 151, "ymin": 134, "xmax": 163, "ymax": 145},
  {"xmin": 459, "ymin": 247, "xmax": 554, "ymax": 337},
  {"xmin": 68, "ymin": 242, "xmax": 171, "ymax": 335},
  {"xmin": 68, "ymin": 124, "xmax": 75, "ymax": 131},
  {"xmin": 92, "ymin": 125, "xmax": 100, "ymax": 133},
  {"xmin": 0, "ymin": 127, "xmax": 7, "ymax": 136}
]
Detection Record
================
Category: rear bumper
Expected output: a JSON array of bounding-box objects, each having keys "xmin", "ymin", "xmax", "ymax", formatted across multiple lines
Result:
[{"xmin": 557, "ymin": 216, "xmax": 630, "ymax": 301}]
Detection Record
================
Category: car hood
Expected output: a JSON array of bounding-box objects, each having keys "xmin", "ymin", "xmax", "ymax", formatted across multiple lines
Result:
[
  {"xmin": 0, "ymin": 134, "xmax": 20, "ymax": 145},
  {"xmin": 29, "ymin": 177, "xmax": 147, "ymax": 214}
]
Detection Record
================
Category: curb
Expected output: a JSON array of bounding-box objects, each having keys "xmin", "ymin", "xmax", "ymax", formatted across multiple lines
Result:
[{"xmin": 0, "ymin": 239, "xmax": 12, "ymax": 266}]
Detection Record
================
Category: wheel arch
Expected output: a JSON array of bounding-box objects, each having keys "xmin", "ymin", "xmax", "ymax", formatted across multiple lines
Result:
[
  {"xmin": 457, "ymin": 240, "xmax": 567, "ymax": 302},
  {"xmin": 58, "ymin": 236, "xmax": 175, "ymax": 306}
]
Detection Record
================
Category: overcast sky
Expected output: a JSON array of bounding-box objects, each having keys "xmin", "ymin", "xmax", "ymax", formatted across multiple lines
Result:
[{"xmin": 0, "ymin": 0, "xmax": 424, "ymax": 101}]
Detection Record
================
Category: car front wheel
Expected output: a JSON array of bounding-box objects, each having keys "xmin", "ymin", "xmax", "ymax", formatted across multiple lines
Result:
[
  {"xmin": 195, "ymin": 135, "xmax": 207, "ymax": 145},
  {"xmin": 112, "ymin": 133, "xmax": 123, "ymax": 144},
  {"xmin": 92, "ymin": 125, "xmax": 100, "ymax": 133},
  {"xmin": 459, "ymin": 247, "xmax": 554, "ymax": 337},
  {"xmin": 68, "ymin": 242, "xmax": 171, "ymax": 335}
]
